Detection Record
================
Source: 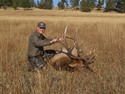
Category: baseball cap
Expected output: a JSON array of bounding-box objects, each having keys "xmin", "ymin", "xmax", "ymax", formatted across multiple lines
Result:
[{"xmin": 37, "ymin": 22, "xmax": 46, "ymax": 29}]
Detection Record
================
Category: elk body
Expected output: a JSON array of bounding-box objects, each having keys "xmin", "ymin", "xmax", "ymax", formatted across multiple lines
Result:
[{"xmin": 48, "ymin": 26, "xmax": 96, "ymax": 72}]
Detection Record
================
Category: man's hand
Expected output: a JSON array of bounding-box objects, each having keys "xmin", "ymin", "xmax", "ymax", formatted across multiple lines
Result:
[
  {"xmin": 50, "ymin": 38, "xmax": 58, "ymax": 44},
  {"xmin": 58, "ymin": 37, "xmax": 64, "ymax": 41},
  {"xmin": 50, "ymin": 37, "xmax": 64, "ymax": 44}
]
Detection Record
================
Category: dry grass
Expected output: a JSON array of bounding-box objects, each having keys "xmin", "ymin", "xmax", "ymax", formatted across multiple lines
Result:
[{"xmin": 0, "ymin": 8, "xmax": 125, "ymax": 94}]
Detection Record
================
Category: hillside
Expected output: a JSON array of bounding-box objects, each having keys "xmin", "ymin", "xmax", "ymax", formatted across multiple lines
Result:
[{"xmin": 1, "ymin": 7, "xmax": 125, "ymax": 94}]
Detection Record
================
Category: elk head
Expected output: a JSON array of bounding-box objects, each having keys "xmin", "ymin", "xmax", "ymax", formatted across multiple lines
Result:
[{"xmin": 49, "ymin": 26, "xmax": 96, "ymax": 72}]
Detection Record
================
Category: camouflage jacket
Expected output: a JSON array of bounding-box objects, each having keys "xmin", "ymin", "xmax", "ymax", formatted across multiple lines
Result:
[{"xmin": 28, "ymin": 30, "xmax": 52, "ymax": 57}]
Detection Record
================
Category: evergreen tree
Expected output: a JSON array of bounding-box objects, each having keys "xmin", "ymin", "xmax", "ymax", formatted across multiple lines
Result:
[
  {"xmin": 121, "ymin": 1, "xmax": 125, "ymax": 12},
  {"xmin": 30, "ymin": 0, "xmax": 35, "ymax": 7},
  {"xmin": 18, "ymin": 0, "xmax": 22, "ymax": 7},
  {"xmin": 44, "ymin": 0, "xmax": 53, "ymax": 9},
  {"xmin": 90, "ymin": 0, "xmax": 96, "ymax": 9},
  {"xmin": 38, "ymin": 0, "xmax": 53, "ymax": 9},
  {"xmin": 6, "ymin": 0, "xmax": 12, "ymax": 6},
  {"xmin": 57, "ymin": 1, "xmax": 65, "ymax": 9},
  {"xmin": 2, "ymin": 0, "xmax": 13, "ymax": 6},
  {"xmin": 65, "ymin": 0, "xmax": 69, "ymax": 7},
  {"xmin": 38, "ymin": 0, "xmax": 45, "ymax": 9},
  {"xmin": 116, "ymin": 0, "xmax": 125, "ymax": 12},
  {"xmin": 0, "ymin": 0, "xmax": 3, "ymax": 8},
  {"xmin": 97, "ymin": 0, "xmax": 104, "ymax": 10},
  {"xmin": 70, "ymin": 0, "xmax": 80, "ymax": 9},
  {"xmin": 13, "ymin": 0, "xmax": 18, "ymax": 9},
  {"xmin": 105, "ymin": 0, "xmax": 115, "ymax": 12},
  {"xmin": 57, "ymin": 0, "xmax": 68, "ymax": 9},
  {"xmin": 80, "ymin": 0, "xmax": 93, "ymax": 12},
  {"xmin": 62, "ymin": 0, "xmax": 68, "ymax": 7},
  {"xmin": 3, "ymin": 0, "xmax": 7, "ymax": 10},
  {"xmin": 0, "ymin": 0, "xmax": 13, "ymax": 9},
  {"xmin": 22, "ymin": 0, "xmax": 31, "ymax": 9}
]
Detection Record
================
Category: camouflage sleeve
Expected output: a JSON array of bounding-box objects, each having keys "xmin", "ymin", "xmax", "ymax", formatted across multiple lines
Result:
[{"xmin": 31, "ymin": 35, "xmax": 52, "ymax": 47}]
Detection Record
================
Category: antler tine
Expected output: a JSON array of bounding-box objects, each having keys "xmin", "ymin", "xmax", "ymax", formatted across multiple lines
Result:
[
  {"xmin": 64, "ymin": 27, "xmax": 83, "ymax": 57},
  {"xmin": 73, "ymin": 28, "xmax": 82, "ymax": 57},
  {"xmin": 58, "ymin": 26, "xmax": 75, "ymax": 58},
  {"xmin": 75, "ymin": 28, "xmax": 84, "ymax": 50},
  {"xmin": 81, "ymin": 50, "xmax": 96, "ymax": 62},
  {"xmin": 79, "ymin": 40, "xmax": 84, "ymax": 50},
  {"xmin": 74, "ymin": 28, "xmax": 81, "ymax": 56},
  {"xmin": 60, "ymin": 25, "xmax": 70, "ymax": 52},
  {"xmin": 64, "ymin": 25, "xmax": 68, "ymax": 43},
  {"xmin": 59, "ymin": 26, "xmax": 96, "ymax": 61},
  {"xmin": 74, "ymin": 35, "xmax": 96, "ymax": 61}
]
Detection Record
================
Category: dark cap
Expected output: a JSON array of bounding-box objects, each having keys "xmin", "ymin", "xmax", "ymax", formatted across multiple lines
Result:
[{"xmin": 37, "ymin": 22, "xmax": 46, "ymax": 29}]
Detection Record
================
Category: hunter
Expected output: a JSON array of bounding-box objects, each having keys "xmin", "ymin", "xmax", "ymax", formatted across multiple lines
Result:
[{"xmin": 27, "ymin": 22, "xmax": 64, "ymax": 71}]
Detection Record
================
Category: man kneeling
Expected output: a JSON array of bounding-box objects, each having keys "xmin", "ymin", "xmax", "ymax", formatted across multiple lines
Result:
[{"xmin": 27, "ymin": 22, "xmax": 63, "ymax": 71}]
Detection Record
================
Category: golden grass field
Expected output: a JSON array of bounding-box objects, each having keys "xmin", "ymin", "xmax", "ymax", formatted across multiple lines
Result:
[{"xmin": 0, "ymin": 7, "xmax": 125, "ymax": 94}]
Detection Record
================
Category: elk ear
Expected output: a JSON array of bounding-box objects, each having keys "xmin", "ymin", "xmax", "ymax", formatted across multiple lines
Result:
[{"xmin": 69, "ymin": 63, "xmax": 77, "ymax": 67}]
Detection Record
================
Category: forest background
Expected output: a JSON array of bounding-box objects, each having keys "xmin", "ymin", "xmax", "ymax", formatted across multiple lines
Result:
[
  {"xmin": 0, "ymin": 0, "xmax": 125, "ymax": 13},
  {"xmin": 0, "ymin": 0, "xmax": 125, "ymax": 94}
]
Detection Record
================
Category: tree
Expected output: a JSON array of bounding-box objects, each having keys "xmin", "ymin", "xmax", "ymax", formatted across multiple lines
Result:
[
  {"xmin": 121, "ymin": 1, "xmax": 125, "ymax": 12},
  {"xmin": 44, "ymin": 0, "xmax": 53, "ymax": 9},
  {"xmin": 30, "ymin": 0, "xmax": 35, "ymax": 7},
  {"xmin": 21, "ymin": 0, "xmax": 31, "ymax": 9},
  {"xmin": 0, "ymin": 0, "xmax": 3, "ymax": 8},
  {"xmin": 6, "ymin": 0, "xmax": 13, "ymax": 6},
  {"xmin": 105, "ymin": 0, "xmax": 115, "ymax": 12},
  {"xmin": 57, "ymin": 0, "xmax": 69, "ymax": 9},
  {"xmin": 38, "ymin": 0, "xmax": 44, "ymax": 9},
  {"xmin": 64, "ymin": 0, "xmax": 69, "ymax": 7},
  {"xmin": 13, "ymin": 0, "xmax": 18, "ymax": 10},
  {"xmin": 57, "ymin": 1, "xmax": 65, "ymax": 9},
  {"xmin": 80, "ymin": 0, "xmax": 93, "ymax": 12},
  {"xmin": 0, "ymin": 0, "xmax": 14, "ymax": 9},
  {"xmin": 116, "ymin": 0, "xmax": 125, "ymax": 13},
  {"xmin": 70, "ymin": 0, "xmax": 80, "ymax": 7},
  {"xmin": 18, "ymin": 0, "xmax": 22, "ymax": 7},
  {"xmin": 90, "ymin": 0, "xmax": 96, "ymax": 9},
  {"xmin": 38, "ymin": 0, "xmax": 53, "ymax": 9},
  {"xmin": 96, "ymin": 0, "xmax": 104, "ymax": 10},
  {"xmin": 3, "ymin": 0, "xmax": 7, "ymax": 10},
  {"xmin": 3, "ymin": 0, "xmax": 13, "ymax": 6}
]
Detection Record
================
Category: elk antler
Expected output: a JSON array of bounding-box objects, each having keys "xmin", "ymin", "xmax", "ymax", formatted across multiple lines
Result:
[
  {"xmin": 58, "ymin": 26, "xmax": 96, "ymax": 64},
  {"xmin": 66, "ymin": 27, "xmax": 96, "ymax": 63},
  {"xmin": 58, "ymin": 25, "xmax": 77, "ymax": 59},
  {"xmin": 66, "ymin": 28, "xmax": 84, "ymax": 57}
]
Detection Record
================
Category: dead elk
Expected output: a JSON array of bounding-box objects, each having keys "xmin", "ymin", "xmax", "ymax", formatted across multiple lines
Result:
[{"xmin": 49, "ymin": 26, "xmax": 96, "ymax": 72}]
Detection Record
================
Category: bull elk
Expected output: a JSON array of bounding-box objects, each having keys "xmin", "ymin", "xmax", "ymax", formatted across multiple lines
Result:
[{"xmin": 48, "ymin": 26, "xmax": 96, "ymax": 72}]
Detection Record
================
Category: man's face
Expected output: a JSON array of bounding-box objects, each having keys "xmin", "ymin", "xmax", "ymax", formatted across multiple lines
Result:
[{"xmin": 37, "ymin": 26, "xmax": 45, "ymax": 34}]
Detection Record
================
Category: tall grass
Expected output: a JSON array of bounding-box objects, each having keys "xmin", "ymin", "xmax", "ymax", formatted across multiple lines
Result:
[{"xmin": 1, "ymin": 9, "xmax": 125, "ymax": 94}]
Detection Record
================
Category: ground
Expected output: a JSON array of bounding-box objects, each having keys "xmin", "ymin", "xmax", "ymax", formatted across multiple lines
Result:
[{"xmin": 0, "ymin": 7, "xmax": 125, "ymax": 94}]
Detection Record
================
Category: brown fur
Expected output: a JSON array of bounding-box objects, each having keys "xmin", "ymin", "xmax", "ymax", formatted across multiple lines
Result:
[{"xmin": 49, "ymin": 47, "xmax": 86, "ymax": 71}]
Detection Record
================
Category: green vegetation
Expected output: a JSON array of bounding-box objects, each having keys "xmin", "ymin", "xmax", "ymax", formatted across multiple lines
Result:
[
  {"xmin": 1, "ymin": 9, "xmax": 125, "ymax": 93},
  {"xmin": 0, "ymin": 0, "xmax": 125, "ymax": 13},
  {"xmin": 97, "ymin": 0, "xmax": 104, "ymax": 10},
  {"xmin": 80, "ymin": 0, "xmax": 92, "ymax": 12},
  {"xmin": 37, "ymin": 0, "xmax": 53, "ymax": 9},
  {"xmin": 80, "ymin": 0, "xmax": 96, "ymax": 12},
  {"xmin": 105, "ymin": 0, "xmax": 115, "ymax": 12},
  {"xmin": 57, "ymin": 0, "xmax": 68, "ymax": 9},
  {"xmin": 12, "ymin": 0, "xmax": 18, "ymax": 10},
  {"xmin": 70, "ymin": 0, "xmax": 80, "ymax": 10},
  {"xmin": 116, "ymin": 0, "xmax": 125, "ymax": 12}
]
